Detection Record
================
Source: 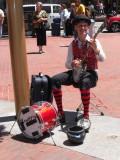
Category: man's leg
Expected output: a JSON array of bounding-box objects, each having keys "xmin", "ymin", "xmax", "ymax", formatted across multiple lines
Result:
[
  {"xmin": 52, "ymin": 89, "xmax": 63, "ymax": 115},
  {"xmin": 81, "ymin": 90, "xmax": 90, "ymax": 119},
  {"xmin": 78, "ymin": 70, "xmax": 98, "ymax": 131},
  {"xmin": 52, "ymin": 70, "xmax": 72, "ymax": 123}
]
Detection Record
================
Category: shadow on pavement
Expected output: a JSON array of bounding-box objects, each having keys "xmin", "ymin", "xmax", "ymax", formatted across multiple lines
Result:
[
  {"xmin": 0, "ymin": 115, "xmax": 16, "ymax": 123},
  {"xmin": 58, "ymin": 111, "xmax": 78, "ymax": 133},
  {"xmin": 11, "ymin": 131, "xmax": 54, "ymax": 144},
  {"xmin": 63, "ymin": 139, "xmax": 83, "ymax": 146},
  {"xmin": 0, "ymin": 125, "xmax": 9, "ymax": 141},
  {"xmin": 27, "ymin": 52, "xmax": 40, "ymax": 54}
]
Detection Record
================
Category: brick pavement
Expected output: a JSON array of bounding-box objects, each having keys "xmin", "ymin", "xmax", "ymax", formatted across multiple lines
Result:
[
  {"xmin": 0, "ymin": 33, "xmax": 120, "ymax": 117},
  {"xmin": 0, "ymin": 32, "xmax": 120, "ymax": 159},
  {"xmin": 0, "ymin": 134, "xmax": 100, "ymax": 160}
]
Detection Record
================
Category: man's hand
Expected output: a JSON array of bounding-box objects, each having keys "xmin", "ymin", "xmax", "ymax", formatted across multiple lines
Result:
[
  {"xmin": 72, "ymin": 58, "xmax": 81, "ymax": 68},
  {"xmin": 88, "ymin": 38, "xmax": 100, "ymax": 55}
]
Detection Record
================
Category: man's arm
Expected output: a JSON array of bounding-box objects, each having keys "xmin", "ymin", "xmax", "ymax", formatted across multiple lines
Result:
[{"xmin": 65, "ymin": 41, "xmax": 74, "ymax": 69}]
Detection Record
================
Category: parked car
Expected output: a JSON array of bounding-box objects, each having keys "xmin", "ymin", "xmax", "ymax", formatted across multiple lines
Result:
[{"xmin": 105, "ymin": 14, "xmax": 120, "ymax": 32}]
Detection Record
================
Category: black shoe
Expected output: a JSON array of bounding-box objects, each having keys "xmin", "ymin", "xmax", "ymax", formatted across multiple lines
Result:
[{"xmin": 58, "ymin": 113, "xmax": 66, "ymax": 124}]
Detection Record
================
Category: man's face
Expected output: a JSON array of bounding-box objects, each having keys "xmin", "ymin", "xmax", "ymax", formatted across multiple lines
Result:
[
  {"xmin": 75, "ymin": 0, "xmax": 80, "ymax": 7},
  {"xmin": 75, "ymin": 22, "xmax": 89, "ymax": 35}
]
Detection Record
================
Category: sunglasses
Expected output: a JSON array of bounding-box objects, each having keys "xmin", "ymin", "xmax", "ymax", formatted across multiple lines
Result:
[{"xmin": 36, "ymin": 5, "xmax": 41, "ymax": 7}]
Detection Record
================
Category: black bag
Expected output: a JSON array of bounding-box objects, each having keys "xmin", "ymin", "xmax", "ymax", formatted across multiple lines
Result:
[
  {"xmin": 53, "ymin": 17, "xmax": 61, "ymax": 23},
  {"xmin": 30, "ymin": 72, "xmax": 53, "ymax": 105},
  {"xmin": 42, "ymin": 21, "xmax": 50, "ymax": 30},
  {"xmin": 51, "ymin": 23, "xmax": 60, "ymax": 36}
]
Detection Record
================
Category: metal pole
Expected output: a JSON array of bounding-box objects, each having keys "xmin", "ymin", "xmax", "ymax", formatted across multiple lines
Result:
[{"xmin": 6, "ymin": 0, "xmax": 30, "ymax": 116}]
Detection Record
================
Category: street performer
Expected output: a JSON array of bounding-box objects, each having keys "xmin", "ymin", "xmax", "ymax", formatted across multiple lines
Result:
[{"xmin": 52, "ymin": 14, "xmax": 106, "ymax": 131}]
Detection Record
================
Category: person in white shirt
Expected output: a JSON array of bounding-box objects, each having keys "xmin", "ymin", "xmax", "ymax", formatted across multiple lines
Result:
[
  {"xmin": 59, "ymin": 4, "xmax": 69, "ymax": 37},
  {"xmin": 0, "ymin": 7, "xmax": 4, "ymax": 39},
  {"xmin": 52, "ymin": 15, "xmax": 106, "ymax": 132},
  {"xmin": 100, "ymin": 1, "xmax": 104, "ymax": 15}
]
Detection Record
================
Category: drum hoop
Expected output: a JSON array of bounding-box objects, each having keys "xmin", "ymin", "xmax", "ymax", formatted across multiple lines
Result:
[
  {"xmin": 50, "ymin": 104, "xmax": 59, "ymax": 124},
  {"xmin": 17, "ymin": 106, "xmax": 43, "ymax": 139}
]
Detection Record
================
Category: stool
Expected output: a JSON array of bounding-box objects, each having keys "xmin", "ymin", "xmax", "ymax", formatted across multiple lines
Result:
[{"xmin": 75, "ymin": 102, "xmax": 104, "ymax": 121}]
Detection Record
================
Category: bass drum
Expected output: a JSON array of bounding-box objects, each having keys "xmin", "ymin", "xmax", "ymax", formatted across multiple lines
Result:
[{"xmin": 17, "ymin": 101, "xmax": 58, "ymax": 139}]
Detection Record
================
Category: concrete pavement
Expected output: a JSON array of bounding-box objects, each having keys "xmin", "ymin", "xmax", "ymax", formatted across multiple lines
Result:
[
  {"xmin": 0, "ymin": 27, "xmax": 120, "ymax": 160},
  {"xmin": 1, "ymin": 101, "xmax": 120, "ymax": 160}
]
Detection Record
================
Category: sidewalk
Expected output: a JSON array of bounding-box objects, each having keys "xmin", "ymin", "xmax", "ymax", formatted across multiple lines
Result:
[{"xmin": 0, "ymin": 31, "xmax": 120, "ymax": 160}]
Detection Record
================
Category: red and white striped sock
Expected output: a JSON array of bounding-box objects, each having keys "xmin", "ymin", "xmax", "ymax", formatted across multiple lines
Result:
[
  {"xmin": 81, "ymin": 90, "xmax": 90, "ymax": 119},
  {"xmin": 52, "ymin": 89, "xmax": 64, "ymax": 115}
]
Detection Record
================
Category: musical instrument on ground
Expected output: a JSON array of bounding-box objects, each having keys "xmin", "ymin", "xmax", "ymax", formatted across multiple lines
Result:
[
  {"xmin": 17, "ymin": 101, "xmax": 58, "ymax": 139},
  {"xmin": 73, "ymin": 21, "xmax": 106, "ymax": 83}
]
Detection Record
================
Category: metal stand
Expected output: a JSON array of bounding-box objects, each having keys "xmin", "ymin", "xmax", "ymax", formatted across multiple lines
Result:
[
  {"xmin": 75, "ymin": 102, "xmax": 104, "ymax": 121},
  {"xmin": 9, "ymin": 117, "xmax": 17, "ymax": 134},
  {"xmin": 47, "ymin": 130, "xmax": 56, "ymax": 146}
]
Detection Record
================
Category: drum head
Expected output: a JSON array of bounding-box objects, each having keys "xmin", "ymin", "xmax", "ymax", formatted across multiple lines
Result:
[{"xmin": 17, "ymin": 106, "xmax": 42, "ymax": 139}]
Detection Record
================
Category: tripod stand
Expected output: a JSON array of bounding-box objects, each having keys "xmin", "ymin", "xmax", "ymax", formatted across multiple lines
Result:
[{"xmin": 75, "ymin": 101, "xmax": 104, "ymax": 121}]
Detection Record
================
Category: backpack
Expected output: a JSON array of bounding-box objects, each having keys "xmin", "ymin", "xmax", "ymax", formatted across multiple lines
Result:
[{"xmin": 85, "ymin": 6, "xmax": 91, "ymax": 19}]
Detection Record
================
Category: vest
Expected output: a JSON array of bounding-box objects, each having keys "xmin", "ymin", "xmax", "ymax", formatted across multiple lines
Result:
[{"xmin": 72, "ymin": 40, "xmax": 98, "ymax": 70}]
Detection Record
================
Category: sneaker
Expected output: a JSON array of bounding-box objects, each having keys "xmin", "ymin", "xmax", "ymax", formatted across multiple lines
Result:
[
  {"xmin": 39, "ymin": 50, "xmax": 43, "ymax": 54},
  {"xmin": 77, "ymin": 117, "xmax": 91, "ymax": 132},
  {"xmin": 58, "ymin": 113, "xmax": 66, "ymax": 124}
]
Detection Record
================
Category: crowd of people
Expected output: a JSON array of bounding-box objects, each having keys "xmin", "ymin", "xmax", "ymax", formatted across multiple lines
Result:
[{"xmin": 30, "ymin": 0, "xmax": 109, "ymax": 53}]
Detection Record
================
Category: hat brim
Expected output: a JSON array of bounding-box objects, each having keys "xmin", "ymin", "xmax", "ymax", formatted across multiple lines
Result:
[{"xmin": 72, "ymin": 18, "xmax": 91, "ymax": 26}]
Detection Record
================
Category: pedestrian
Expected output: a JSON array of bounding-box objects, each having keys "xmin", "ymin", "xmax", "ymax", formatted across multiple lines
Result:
[
  {"xmin": 70, "ymin": 3, "xmax": 75, "ymax": 34},
  {"xmin": 99, "ymin": 1, "xmax": 104, "ymax": 15},
  {"xmin": 32, "ymin": 2, "xmax": 48, "ymax": 54},
  {"xmin": 87, "ymin": 2, "xmax": 96, "ymax": 36},
  {"xmin": 96, "ymin": 0, "xmax": 100, "ymax": 16},
  {"xmin": 74, "ymin": 0, "xmax": 85, "ymax": 38},
  {"xmin": 52, "ymin": 14, "xmax": 106, "ymax": 132},
  {"xmin": 70, "ymin": 3, "xmax": 75, "ymax": 24},
  {"xmin": 112, "ymin": 0, "xmax": 117, "ymax": 13},
  {"xmin": 88, "ymin": 1, "xmax": 95, "ymax": 19},
  {"xmin": 74, "ymin": 0, "xmax": 85, "ymax": 16},
  {"xmin": 0, "ymin": 6, "xmax": 4, "ymax": 39},
  {"xmin": 59, "ymin": 4, "xmax": 69, "ymax": 37}
]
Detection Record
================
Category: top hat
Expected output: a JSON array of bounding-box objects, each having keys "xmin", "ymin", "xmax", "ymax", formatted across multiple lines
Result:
[{"xmin": 73, "ymin": 14, "xmax": 91, "ymax": 26}]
